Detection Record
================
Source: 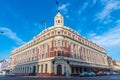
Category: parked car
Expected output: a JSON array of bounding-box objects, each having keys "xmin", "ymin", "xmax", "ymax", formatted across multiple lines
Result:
[
  {"xmin": 101, "ymin": 72, "xmax": 107, "ymax": 76},
  {"xmin": 5, "ymin": 73, "xmax": 15, "ymax": 77},
  {"xmin": 80, "ymin": 72, "xmax": 89, "ymax": 77},
  {"xmin": 96, "ymin": 71, "xmax": 102, "ymax": 76},
  {"xmin": 88, "ymin": 72, "xmax": 96, "ymax": 76},
  {"xmin": 112, "ymin": 72, "xmax": 119, "ymax": 75},
  {"xmin": 106, "ymin": 72, "xmax": 110, "ymax": 75}
]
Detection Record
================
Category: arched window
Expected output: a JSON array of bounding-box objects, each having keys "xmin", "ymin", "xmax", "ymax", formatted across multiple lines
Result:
[
  {"xmin": 58, "ymin": 31, "xmax": 60, "ymax": 34},
  {"xmin": 58, "ymin": 50, "xmax": 61, "ymax": 56},
  {"xmin": 58, "ymin": 40, "xmax": 60, "ymax": 46},
  {"xmin": 74, "ymin": 53, "xmax": 76, "ymax": 59},
  {"xmin": 62, "ymin": 51, "xmax": 64, "ymax": 56},
  {"xmin": 54, "ymin": 51, "xmax": 56, "ymax": 56},
  {"xmin": 58, "ymin": 20, "xmax": 60, "ymax": 23}
]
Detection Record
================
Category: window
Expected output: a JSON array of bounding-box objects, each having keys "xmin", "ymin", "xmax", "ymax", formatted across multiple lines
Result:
[
  {"xmin": 44, "ymin": 35, "xmax": 45, "ymax": 39},
  {"xmin": 58, "ymin": 40, "xmax": 60, "ymax": 46},
  {"xmin": 64, "ymin": 67, "xmax": 66, "ymax": 73},
  {"xmin": 74, "ymin": 53, "xmax": 76, "ymax": 59},
  {"xmin": 72, "ymin": 67, "xmax": 74, "ymax": 73},
  {"xmin": 58, "ymin": 50, "xmax": 61, "ymax": 56},
  {"xmin": 73, "ymin": 44, "xmax": 75, "ymax": 49},
  {"xmin": 58, "ymin": 31, "xmax": 60, "ymax": 34},
  {"xmin": 42, "ymin": 54, "xmax": 44, "ymax": 59},
  {"xmin": 33, "ymin": 48, "xmax": 35, "ymax": 53},
  {"xmin": 64, "ymin": 31, "xmax": 67, "ymax": 34},
  {"xmin": 45, "ymin": 64, "xmax": 47, "ymax": 73},
  {"xmin": 73, "ymin": 35, "xmax": 74, "ymax": 39},
  {"xmin": 52, "ymin": 31, "xmax": 54, "ymax": 34},
  {"xmin": 62, "ymin": 51, "xmax": 64, "ymax": 56},
  {"xmin": 37, "ymin": 48, "xmax": 39, "ymax": 54},
  {"xmin": 43, "ymin": 45, "xmax": 44, "ymax": 49},
  {"xmin": 62, "ymin": 41, "xmax": 64, "ymax": 46},
  {"xmin": 58, "ymin": 20, "xmax": 60, "ymax": 23},
  {"xmin": 55, "ymin": 41, "xmax": 56, "ymax": 46},
  {"xmin": 54, "ymin": 51, "xmax": 56, "ymax": 56}
]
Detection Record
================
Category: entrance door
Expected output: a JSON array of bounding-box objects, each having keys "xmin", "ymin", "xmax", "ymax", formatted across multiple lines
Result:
[
  {"xmin": 32, "ymin": 66, "xmax": 36, "ymax": 76},
  {"xmin": 57, "ymin": 64, "xmax": 62, "ymax": 76}
]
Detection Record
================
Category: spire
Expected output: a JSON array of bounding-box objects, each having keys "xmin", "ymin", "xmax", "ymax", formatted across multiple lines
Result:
[{"xmin": 54, "ymin": 12, "xmax": 64, "ymax": 26}]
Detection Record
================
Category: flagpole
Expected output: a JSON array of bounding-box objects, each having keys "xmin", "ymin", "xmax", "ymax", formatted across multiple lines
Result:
[{"xmin": 56, "ymin": 1, "xmax": 60, "ymax": 12}]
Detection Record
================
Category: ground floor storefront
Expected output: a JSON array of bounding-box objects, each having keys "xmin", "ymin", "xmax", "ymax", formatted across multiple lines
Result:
[{"xmin": 11, "ymin": 57, "xmax": 110, "ymax": 76}]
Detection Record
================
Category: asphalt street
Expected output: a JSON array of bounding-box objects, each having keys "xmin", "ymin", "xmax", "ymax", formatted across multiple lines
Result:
[{"xmin": 0, "ymin": 75, "xmax": 120, "ymax": 80}]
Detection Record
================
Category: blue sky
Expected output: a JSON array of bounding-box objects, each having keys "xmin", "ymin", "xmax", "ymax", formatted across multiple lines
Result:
[{"xmin": 0, "ymin": 0, "xmax": 120, "ymax": 61}]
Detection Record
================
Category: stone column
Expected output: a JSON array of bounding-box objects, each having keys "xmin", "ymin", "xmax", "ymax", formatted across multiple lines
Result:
[
  {"xmin": 49, "ymin": 61, "xmax": 53, "ymax": 74},
  {"xmin": 68, "ymin": 65, "xmax": 71, "ymax": 75},
  {"xmin": 54, "ymin": 63, "xmax": 57, "ymax": 75},
  {"xmin": 62, "ymin": 64, "xmax": 64, "ymax": 75},
  {"xmin": 39, "ymin": 65, "xmax": 41, "ymax": 73}
]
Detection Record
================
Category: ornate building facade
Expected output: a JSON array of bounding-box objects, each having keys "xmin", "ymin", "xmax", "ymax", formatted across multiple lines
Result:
[
  {"xmin": 113, "ymin": 60, "xmax": 120, "ymax": 72},
  {"xmin": 0, "ymin": 59, "xmax": 9, "ymax": 75},
  {"xmin": 9, "ymin": 12, "xmax": 110, "ymax": 76}
]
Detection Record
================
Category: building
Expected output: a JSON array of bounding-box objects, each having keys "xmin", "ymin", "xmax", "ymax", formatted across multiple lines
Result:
[
  {"xmin": 0, "ymin": 60, "xmax": 3, "ymax": 75},
  {"xmin": 9, "ymin": 12, "xmax": 110, "ymax": 76},
  {"xmin": 107, "ymin": 56, "xmax": 114, "ymax": 71},
  {"xmin": 113, "ymin": 60, "xmax": 120, "ymax": 72},
  {"xmin": 0, "ymin": 59, "xmax": 9, "ymax": 75}
]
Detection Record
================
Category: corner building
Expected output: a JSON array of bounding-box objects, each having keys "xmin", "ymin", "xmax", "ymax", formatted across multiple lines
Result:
[{"xmin": 9, "ymin": 12, "xmax": 110, "ymax": 76}]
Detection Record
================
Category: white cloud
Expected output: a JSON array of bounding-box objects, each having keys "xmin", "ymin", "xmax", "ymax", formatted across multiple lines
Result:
[
  {"xmin": 89, "ymin": 25, "xmax": 120, "ymax": 47},
  {"xmin": 88, "ymin": 20, "xmax": 120, "ymax": 60},
  {"xmin": 103, "ymin": 19, "xmax": 112, "ymax": 24},
  {"xmin": 0, "ymin": 27, "xmax": 25, "ymax": 45},
  {"xmin": 66, "ymin": 15, "xmax": 69, "ymax": 18},
  {"xmin": 78, "ymin": 2, "xmax": 88, "ymax": 15},
  {"xmin": 95, "ymin": 0, "xmax": 120, "ymax": 21},
  {"xmin": 58, "ymin": 3, "xmax": 70, "ymax": 14},
  {"xmin": 93, "ymin": 0, "xmax": 96, "ymax": 5}
]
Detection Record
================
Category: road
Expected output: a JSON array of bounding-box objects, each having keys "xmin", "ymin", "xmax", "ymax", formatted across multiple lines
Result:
[{"xmin": 0, "ymin": 75, "xmax": 120, "ymax": 80}]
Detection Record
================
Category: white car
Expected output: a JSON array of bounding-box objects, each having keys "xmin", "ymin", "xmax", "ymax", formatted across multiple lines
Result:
[
  {"xmin": 88, "ymin": 72, "xmax": 96, "ymax": 76},
  {"xmin": 80, "ymin": 72, "xmax": 89, "ymax": 77},
  {"xmin": 112, "ymin": 72, "xmax": 119, "ymax": 75},
  {"xmin": 6, "ymin": 73, "xmax": 15, "ymax": 77}
]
